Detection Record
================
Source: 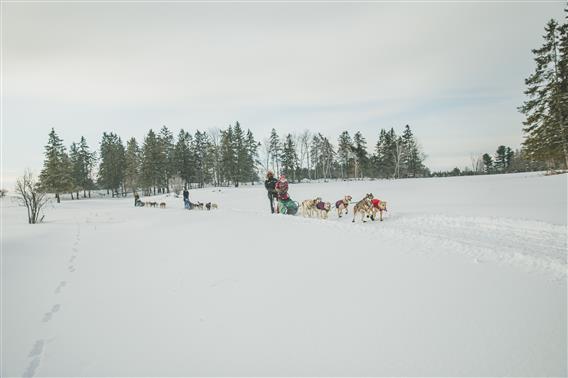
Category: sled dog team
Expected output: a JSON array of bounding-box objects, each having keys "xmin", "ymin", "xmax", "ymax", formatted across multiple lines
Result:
[
  {"xmin": 134, "ymin": 191, "xmax": 218, "ymax": 210},
  {"xmin": 300, "ymin": 193, "xmax": 387, "ymax": 222}
]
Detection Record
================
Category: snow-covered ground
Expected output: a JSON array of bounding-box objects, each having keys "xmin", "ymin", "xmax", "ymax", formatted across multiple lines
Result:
[{"xmin": 2, "ymin": 172, "xmax": 566, "ymax": 376}]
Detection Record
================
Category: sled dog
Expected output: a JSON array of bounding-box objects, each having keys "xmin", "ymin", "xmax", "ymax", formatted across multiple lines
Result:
[
  {"xmin": 335, "ymin": 195, "xmax": 352, "ymax": 217},
  {"xmin": 211, "ymin": 203, "xmax": 218, "ymax": 209},
  {"xmin": 352, "ymin": 193, "xmax": 373, "ymax": 223},
  {"xmin": 315, "ymin": 201, "xmax": 332, "ymax": 219},
  {"xmin": 300, "ymin": 198, "xmax": 320, "ymax": 217},
  {"xmin": 159, "ymin": 202, "xmax": 166, "ymax": 209},
  {"xmin": 370, "ymin": 199, "xmax": 388, "ymax": 221}
]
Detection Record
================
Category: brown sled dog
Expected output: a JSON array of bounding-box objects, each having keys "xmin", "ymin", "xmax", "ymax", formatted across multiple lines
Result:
[
  {"xmin": 352, "ymin": 193, "xmax": 374, "ymax": 223},
  {"xmin": 370, "ymin": 199, "xmax": 388, "ymax": 221},
  {"xmin": 335, "ymin": 195, "xmax": 353, "ymax": 217}
]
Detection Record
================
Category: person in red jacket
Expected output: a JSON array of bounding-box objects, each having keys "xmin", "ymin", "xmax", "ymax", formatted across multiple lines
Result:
[{"xmin": 275, "ymin": 174, "xmax": 289, "ymax": 200}]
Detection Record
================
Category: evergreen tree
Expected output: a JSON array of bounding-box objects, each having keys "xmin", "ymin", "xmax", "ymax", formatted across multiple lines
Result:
[
  {"xmin": 281, "ymin": 134, "xmax": 298, "ymax": 181},
  {"xmin": 505, "ymin": 147, "xmax": 514, "ymax": 171},
  {"xmin": 39, "ymin": 128, "xmax": 73, "ymax": 203},
  {"xmin": 173, "ymin": 130, "xmax": 194, "ymax": 187},
  {"xmin": 124, "ymin": 137, "xmax": 141, "ymax": 194},
  {"xmin": 520, "ymin": 18, "xmax": 568, "ymax": 168},
  {"xmin": 317, "ymin": 134, "xmax": 335, "ymax": 180},
  {"xmin": 141, "ymin": 129, "xmax": 161, "ymax": 194},
  {"xmin": 158, "ymin": 126, "xmax": 175, "ymax": 192},
  {"xmin": 495, "ymin": 145, "xmax": 508, "ymax": 172},
  {"xmin": 482, "ymin": 153, "xmax": 494, "ymax": 173},
  {"xmin": 352, "ymin": 131, "xmax": 369, "ymax": 179},
  {"xmin": 98, "ymin": 132, "xmax": 125, "ymax": 196},
  {"xmin": 310, "ymin": 134, "xmax": 322, "ymax": 179},
  {"xmin": 401, "ymin": 125, "xmax": 424, "ymax": 178},
  {"xmin": 245, "ymin": 129, "xmax": 260, "ymax": 184},
  {"xmin": 194, "ymin": 130, "xmax": 210, "ymax": 187},
  {"xmin": 337, "ymin": 131, "xmax": 353, "ymax": 179},
  {"xmin": 268, "ymin": 129, "xmax": 281, "ymax": 175},
  {"xmin": 233, "ymin": 122, "xmax": 247, "ymax": 186},
  {"xmin": 77, "ymin": 136, "xmax": 96, "ymax": 197},
  {"xmin": 69, "ymin": 142, "xmax": 82, "ymax": 199}
]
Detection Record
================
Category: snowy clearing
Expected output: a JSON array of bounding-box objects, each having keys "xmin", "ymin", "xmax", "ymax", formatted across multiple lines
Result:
[{"xmin": 2, "ymin": 172, "xmax": 567, "ymax": 376}]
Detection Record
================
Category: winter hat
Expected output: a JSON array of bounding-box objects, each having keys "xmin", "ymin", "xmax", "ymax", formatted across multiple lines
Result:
[{"xmin": 267, "ymin": 170, "xmax": 274, "ymax": 177}]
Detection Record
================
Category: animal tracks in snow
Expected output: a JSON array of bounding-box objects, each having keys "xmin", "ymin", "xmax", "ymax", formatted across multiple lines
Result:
[
  {"xmin": 23, "ymin": 340, "xmax": 44, "ymax": 377},
  {"xmin": 54, "ymin": 281, "xmax": 67, "ymax": 294},
  {"xmin": 42, "ymin": 304, "xmax": 61, "ymax": 323},
  {"xmin": 23, "ymin": 224, "xmax": 83, "ymax": 377}
]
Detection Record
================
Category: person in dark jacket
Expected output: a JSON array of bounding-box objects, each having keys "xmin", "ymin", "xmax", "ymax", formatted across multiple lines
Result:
[
  {"xmin": 264, "ymin": 171, "xmax": 278, "ymax": 213},
  {"xmin": 183, "ymin": 188, "xmax": 191, "ymax": 209}
]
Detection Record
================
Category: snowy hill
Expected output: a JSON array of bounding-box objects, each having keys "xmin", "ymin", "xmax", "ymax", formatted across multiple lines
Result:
[{"xmin": 2, "ymin": 172, "xmax": 566, "ymax": 376}]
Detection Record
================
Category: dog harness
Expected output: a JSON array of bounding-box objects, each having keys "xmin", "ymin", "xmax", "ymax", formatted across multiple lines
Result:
[
  {"xmin": 316, "ymin": 201, "xmax": 327, "ymax": 210},
  {"xmin": 371, "ymin": 199, "xmax": 382, "ymax": 208},
  {"xmin": 335, "ymin": 200, "xmax": 345, "ymax": 208}
]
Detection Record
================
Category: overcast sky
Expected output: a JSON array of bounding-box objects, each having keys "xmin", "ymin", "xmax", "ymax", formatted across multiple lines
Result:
[{"xmin": 1, "ymin": 1, "xmax": 565, "ymax": 186}]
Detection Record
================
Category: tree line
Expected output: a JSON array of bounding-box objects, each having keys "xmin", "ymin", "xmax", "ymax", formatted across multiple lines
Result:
[
  {"xmin": 37, "ymin": 123, "xmax": 429, "ymax": 201},
  {"xmin": 268, "ymin": 125, "xmax": 428, "ymax": 181},
  {"xmin": 431, "ymin": 146, "xmax": 549, "ymax": 177}
]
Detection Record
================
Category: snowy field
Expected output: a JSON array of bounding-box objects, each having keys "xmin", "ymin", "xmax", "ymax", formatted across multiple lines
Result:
[{"xmin": 2, "ymin": 172, "xmax": 567, "ymax": 376}]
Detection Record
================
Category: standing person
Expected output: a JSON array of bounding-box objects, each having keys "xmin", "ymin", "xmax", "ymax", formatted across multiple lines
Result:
[
  {"xmin": 183, "ymin": 188, "xmax": 191, "ymax": 209},
  {"xmin": 264, "ymin": 171, "xmax": 278, "ymax": 213},
  {"xmin": 134, "ymin": 192, "xmax": 140, "ymax": 207}
]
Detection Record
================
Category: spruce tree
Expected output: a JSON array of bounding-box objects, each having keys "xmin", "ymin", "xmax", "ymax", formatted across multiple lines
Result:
[
  {"xmin": 482, "ymin": 153, "xmax": 494, "ymax": 173},
  {"xmin": 174, "ymin": 130, "xmax": 194, "ymax": 188},
  {"xmin": 337, "ymin": 131, "xmax": 353, "ymax": 179},
  {"xmin": 310, "ymin": 134, "xmax": 322, "ymax": 179},
  {"xmin": 194, "ymin": 130, "xmax": 210, "ymax": 188},
  {"xmin": 281, "ymin": 134, "xmax": 298, "ymax": 181},
  {"xmin": 69, "ymin": 142, "xmax": 82, "ymax": 199},
  {"xmin": 78, "ymin": 137, "xmax": 96, "ymax": 197},
  {"xmin": 268, "ymin": 129, "xmax": 281, "ymax": 175},
  {"xmin": 233, "ymin": 122, "xmax": 247, "ymax": 186},
  {"xmin": 124, "ymin": 137, "xmax": 141, "ymax": 194},
  {"xmin": 98, "ymin": 132, "xmax": 125, "ymax": 196},
  {"xmin": 39, "ymin": 128, "xmax": 73, "ymax": 203},
  {"xmin": 245, "ymin": 129, "xmax": 260, "ymax": 184},
  {"xmin": 141, "ymin": 129, "xmax": 160, "ymax": 194},
  {"xmin": 158, "ymin": 126, "xmax": 175, "ymax": 192},
  {"xmin": 520, "ymin": 18, "xmax": 568, "ymax": 168},
  {"xmin": 352, "ymin": 132, "xmax": 369, "ymax": 179},
  {"xmin": 495, "ymin": 145, "xmax": 508, "ymax": 172}
]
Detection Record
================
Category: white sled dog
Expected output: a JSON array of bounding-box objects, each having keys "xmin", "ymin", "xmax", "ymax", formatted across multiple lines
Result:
[
  {"xmin": 352, "ymin": 193, "xmax": 374, "ymax": 223},
  {"xmin": 300, "ymin": 198, "xmax": 320, "ymax": 217}
]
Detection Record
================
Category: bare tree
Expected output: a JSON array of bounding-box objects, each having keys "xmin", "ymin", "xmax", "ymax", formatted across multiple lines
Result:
[
  {"xmin": 392, "ymin": 138, "xmax": 404, "ymax": 179},
  {"xmin": 15, "ymin": 170, "xmax": 49, "ymax": 224},
  {"xmin": 470, "ymin": 153, "xmax": 483, "ymax": 173}
]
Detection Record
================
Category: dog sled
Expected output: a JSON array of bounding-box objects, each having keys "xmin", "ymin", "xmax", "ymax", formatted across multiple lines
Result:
[{"xmin": 277, "ymin": 198, "xmax": 299, "ymax": 215}]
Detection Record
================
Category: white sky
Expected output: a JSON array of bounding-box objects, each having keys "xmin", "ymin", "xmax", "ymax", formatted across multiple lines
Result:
[{"xmin": 1, "ymin": 1, "xmax": 565, "ymax": 187}]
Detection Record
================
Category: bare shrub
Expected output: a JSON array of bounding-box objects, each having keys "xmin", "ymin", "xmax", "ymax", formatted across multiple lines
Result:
[{"xmin": 15, "ymin": 170, "xmax": 49, "ymax": 224}]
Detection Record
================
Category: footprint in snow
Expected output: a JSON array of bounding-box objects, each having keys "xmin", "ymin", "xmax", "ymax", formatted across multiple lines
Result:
[
  {"xmin": 23, "ymin": 340, "xmax": 44, "ymax": 377},
  {"xmin": 68, "ymin": 265, "xmax": 76, "ymax": 273},
  {"xmin": 54, "ymin": 281, "xmax": 66, "ymax": 294},
  {"xmin": 42, "ymin": 304, "xmax": 61, "ymax": 323}
]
